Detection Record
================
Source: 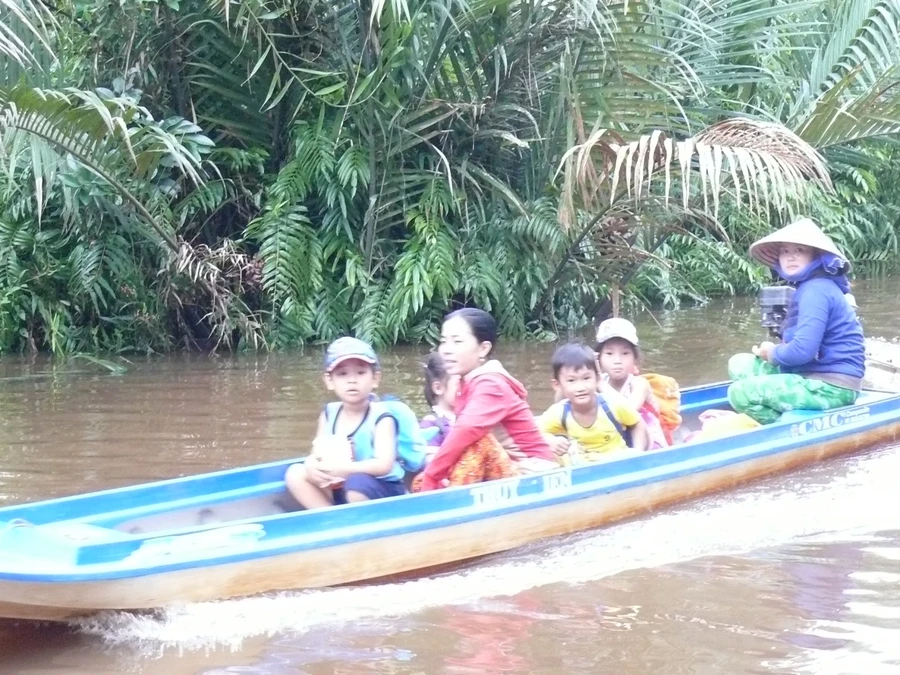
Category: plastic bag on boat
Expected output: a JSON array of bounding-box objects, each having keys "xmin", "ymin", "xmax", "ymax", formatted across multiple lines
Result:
[
  {"xmin": 685, "ymin": 409, "xmax": 760, "ymax": 443},
  {"xmin": 311, "ymin": 435, "xmax": 354, "ymax": 487}
]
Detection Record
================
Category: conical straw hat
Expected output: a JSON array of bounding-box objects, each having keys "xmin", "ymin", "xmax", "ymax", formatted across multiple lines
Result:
[{"xmin": 749, "ymin": 217, "xmax": 850, "ymax": 273}]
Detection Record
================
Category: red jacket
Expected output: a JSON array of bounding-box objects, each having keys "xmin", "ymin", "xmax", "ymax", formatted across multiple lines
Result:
[{"xmin": 420, "ymin": 360, "xmax": 554, "ymax": 490}]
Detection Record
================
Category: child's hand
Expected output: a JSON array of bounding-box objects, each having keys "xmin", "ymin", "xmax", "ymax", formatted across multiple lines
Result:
[
  {"xmin": 306, "ymin": 456, "xmax": 340, "ymax": 488},
  {"xmin": 548, "ymin": 435, "xmax": 570, "ymax": 456},
  {"xmin": 314, "ymin": 472, "xmax": 341, "ymax": 489},
  {"xmin": 315, "ymin": 457, "xmax": 351, "ymax": 479},
  {"xmin": 752, "ymin": 341, "xmax": 776, "ymax": 362}
]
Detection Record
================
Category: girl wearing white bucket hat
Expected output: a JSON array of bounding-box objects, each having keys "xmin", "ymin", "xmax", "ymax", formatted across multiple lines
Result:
[{"xmin": 726, "ymin": 218, "xmax": 865, "ymax": 424}]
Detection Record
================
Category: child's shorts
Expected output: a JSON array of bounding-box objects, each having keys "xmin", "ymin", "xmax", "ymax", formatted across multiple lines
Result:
[{"xmin": 333, "ymin": 473, "xmax": 406, "ymax": 503}]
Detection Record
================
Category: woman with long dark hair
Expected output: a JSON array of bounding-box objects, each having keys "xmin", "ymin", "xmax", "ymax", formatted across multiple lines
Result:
[{"xmin": 418, "ymin": 308, "xmax": 558, "ymax": 491}]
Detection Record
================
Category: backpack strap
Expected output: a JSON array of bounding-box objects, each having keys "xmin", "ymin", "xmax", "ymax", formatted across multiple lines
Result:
[
  {"xmin": 378, "ymin": 399, "xmax": 428, "ymax": 473},
  {"xmin": 597, "ymin": 394, "xmax": 632, "ymax": 448},
  {"xmin": 323, "ymin": 402, "xmax": 342, "ymax": 434},
  {"xmin": 561, "ymin": 396, "xmax": 632, "ymax": 448}
]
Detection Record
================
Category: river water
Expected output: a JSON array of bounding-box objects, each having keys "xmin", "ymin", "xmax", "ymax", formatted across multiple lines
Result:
[{"xmin": 2, "ymin": 279, "xmax": 900, "ymax": 673}]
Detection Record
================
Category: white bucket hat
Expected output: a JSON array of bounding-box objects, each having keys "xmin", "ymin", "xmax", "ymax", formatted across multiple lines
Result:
[
  {"xmin": 749, "ymin": 217, "xmax": 851, "ymax": 273},
  {"xmin": 595, "ymin": 317, "xmax": 639, "ymax": 348}
]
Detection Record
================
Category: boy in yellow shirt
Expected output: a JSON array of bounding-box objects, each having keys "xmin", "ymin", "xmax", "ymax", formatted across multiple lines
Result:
[{"xmin": 538, "ymin": 343, "xmax": 649, "ymax": 463}]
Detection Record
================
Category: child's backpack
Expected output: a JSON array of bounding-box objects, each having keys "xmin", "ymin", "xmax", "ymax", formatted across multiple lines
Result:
[
  {"xmin": 642, "ymin": 373, "xmax": 682, "ymax": 442},
  {"xmin": 378, "ymin": 397, "xmax": 429, "ymax": 473},
  {"xmin": 323, "ymin": 397, "xmax": 430, "ymax": 473}
]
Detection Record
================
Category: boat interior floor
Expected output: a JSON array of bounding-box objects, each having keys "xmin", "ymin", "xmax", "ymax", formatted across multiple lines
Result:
[{"xmin": 113, "ymin": 490, "xmax": 303, "ymax": 536}]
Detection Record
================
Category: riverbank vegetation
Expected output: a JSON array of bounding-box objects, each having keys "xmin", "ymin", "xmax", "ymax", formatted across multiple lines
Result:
[{"xmin": 1, "ymin": 0, "xmax": 899, "ymax": 353}]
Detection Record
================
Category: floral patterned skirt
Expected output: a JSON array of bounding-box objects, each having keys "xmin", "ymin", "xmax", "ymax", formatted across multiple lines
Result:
[{"xmin": 412, "ymin": 434, "xmax": 517, "ymax": 492}]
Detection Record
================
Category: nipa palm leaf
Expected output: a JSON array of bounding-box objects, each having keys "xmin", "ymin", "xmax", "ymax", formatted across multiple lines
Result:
[{"xmin": 563, "ymin": 118, "xmax": 833, "ymax": 221}]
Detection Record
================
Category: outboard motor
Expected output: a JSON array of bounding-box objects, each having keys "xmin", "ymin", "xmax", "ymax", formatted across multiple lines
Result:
[{"xmin": 759, "ymin": 286, "xmax": 794, "ymax": 339}]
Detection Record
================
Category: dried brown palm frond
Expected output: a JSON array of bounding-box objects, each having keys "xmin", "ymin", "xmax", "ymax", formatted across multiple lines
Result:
[
  {"xmin": 166, "ymin": 240, "xmax": 266, "ymax": 350},
  {"xmin": 580, "ymin": 201, "xmax": 720, "ymax": 281},
  {"xmin": 576, "ymin": 204, "xmax": 721, "ymax": 322},
  {"xmin": 537, "ymin": 179, "xmax": 733, "ymax": 315},
  {"xmin": 561, "ymin": 118, "xmax": 833, "ymax": 222}
]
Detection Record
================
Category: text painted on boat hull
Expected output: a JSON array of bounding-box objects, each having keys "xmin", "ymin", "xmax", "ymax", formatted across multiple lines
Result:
[
  {"xmin": 790, "ymin": 406, "xmax": 870, "ymax": 437},
  {"xmin": 469, "ymin": 468, "xmax": 572, "ymax": 509}
]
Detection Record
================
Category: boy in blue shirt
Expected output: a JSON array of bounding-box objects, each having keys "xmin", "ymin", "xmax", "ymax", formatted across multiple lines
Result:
[{"xmin": 285, "ymin": 337, "xmax": 407, "ymax": 509}]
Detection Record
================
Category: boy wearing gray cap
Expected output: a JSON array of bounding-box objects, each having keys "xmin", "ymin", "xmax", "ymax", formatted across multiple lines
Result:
[{"xmin": 284, "ymin": 337, "xmax": 407, "ymax": 509}]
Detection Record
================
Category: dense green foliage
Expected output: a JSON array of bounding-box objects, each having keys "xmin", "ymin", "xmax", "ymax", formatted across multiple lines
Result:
[{"xmin": 2, "ymin": 0, "xmax": 900, "ymax": 353}]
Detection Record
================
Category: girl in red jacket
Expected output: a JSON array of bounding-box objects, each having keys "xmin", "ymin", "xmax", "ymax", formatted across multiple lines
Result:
[{"xmin": 418, "ymin": 309, "xmax": 558, "ymax": 491}]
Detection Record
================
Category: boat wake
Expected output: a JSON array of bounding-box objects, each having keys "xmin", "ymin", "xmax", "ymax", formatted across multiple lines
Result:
[{"xmin": 72, "ymin": 444, "xmax": 900, "ymax": 651}]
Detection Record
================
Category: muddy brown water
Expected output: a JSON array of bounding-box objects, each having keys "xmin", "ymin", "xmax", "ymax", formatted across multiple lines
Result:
[{"xmin": 2, "ymin": 278, "xmax": 900, "ymax": 673}]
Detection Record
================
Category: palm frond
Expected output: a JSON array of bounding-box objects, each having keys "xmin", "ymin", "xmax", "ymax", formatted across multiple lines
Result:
[
  {"xmin": 565, "ymin": 118, "xmax": 832, "ymax": 220},
  {"xmin": 573, "ymin": 0, "xmax": 828, "ymax": 135},
  {"xmin": 0, "ymin": 0, "xmax": 55, "ymax": 73},
  {"xmin": 0, "ymin": 87, "xmax": 214, "ymax": 251},
  {"xmin": 797, "ymin": 67, "xmax": 900, "ymax": 147},
  {"xmin": 245, "ymin": 200, "xmax": 322, "ymax": 320},
  {"xmin": 792, "ymin": 0, "xmax": 900, "ymax": 147},
  {"xmin": 807, "ymin": 0, "xmax": 900, "ymax": 96}
]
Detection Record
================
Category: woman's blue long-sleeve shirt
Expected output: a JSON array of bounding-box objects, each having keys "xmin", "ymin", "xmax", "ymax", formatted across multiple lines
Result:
[{"xmin": 772, "ymin": 276, "xmax": 864, "ymax": 382}]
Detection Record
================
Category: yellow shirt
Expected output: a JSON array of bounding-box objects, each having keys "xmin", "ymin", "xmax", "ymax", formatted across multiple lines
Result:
[{"xmin": 538, "ymin": 391, "xmax": 640, "ymax": 461}]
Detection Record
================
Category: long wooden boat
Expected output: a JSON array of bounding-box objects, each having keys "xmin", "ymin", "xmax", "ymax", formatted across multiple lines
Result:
[{"xmin": 1, "ymin": 381, "xmax": 899, "ymax": 622}]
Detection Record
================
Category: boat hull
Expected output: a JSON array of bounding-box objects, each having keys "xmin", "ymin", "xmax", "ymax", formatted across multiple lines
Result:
[{"xmin": 1, "ymin": 399, "xmax": 897, "ymax": 621}]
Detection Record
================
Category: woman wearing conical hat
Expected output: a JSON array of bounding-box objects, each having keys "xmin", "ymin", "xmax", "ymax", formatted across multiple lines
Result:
[{"xmin": 726, "ymin": 217, "xmax": 865, "ymax": 424}]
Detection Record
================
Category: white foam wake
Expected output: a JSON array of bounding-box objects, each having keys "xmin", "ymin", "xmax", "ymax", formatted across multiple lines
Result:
[{"xmin": 73, "ymin": 445, "xmax": 900, "ymax": 651}]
